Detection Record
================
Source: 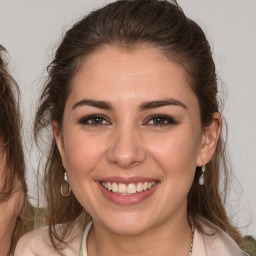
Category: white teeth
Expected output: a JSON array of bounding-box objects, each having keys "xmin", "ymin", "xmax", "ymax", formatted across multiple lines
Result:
[
  {"xmin": 143, "ymin": 182, "xmax": 148, "ymax": 191},
  {"xmin": 112, "ymin": 182, "xmax": 118, "ymax": 192},
  {"xmin": 118, "ymin": 183, "xmax": 127, "ymax": 194},
  {"xmin": 137, "ymin": 182, "xmax": 143, "ymax": 192},
  {"xmin": 101, "ymin": 181, "xmax": 156, "ymax": 195},
  {"xmin": 148, "ymin": 181, "xmax": 156, "ymax": 189},
  {"xmin": 127, "ymin": 183, "xmax": 136, "ymax": 194}
]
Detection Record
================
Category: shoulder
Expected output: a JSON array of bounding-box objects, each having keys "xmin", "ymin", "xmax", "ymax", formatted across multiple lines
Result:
[
  {"xmin": 193, "ymin": 217, "xmax": 249, "ymax": 256},
  {"xmin": 14, "ymin": 224, "xmax": 84, "ymax": 256},
  {"xmin": 14, "ymin": 227, "xmax": 58, "ymax": 256}
]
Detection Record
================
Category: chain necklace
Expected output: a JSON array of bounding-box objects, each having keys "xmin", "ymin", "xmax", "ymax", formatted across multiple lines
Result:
[
  {"xmin": 188, "ymin": 224, "xmax": 195, "ymax": 256},
  {"xmin": 80, "ymin": 222, "xmax": 195, "ymax": 256}
]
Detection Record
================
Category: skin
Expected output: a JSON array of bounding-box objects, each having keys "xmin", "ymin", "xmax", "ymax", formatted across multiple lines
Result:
[
  {"xmin": 0, "ymin": 146, "xmax": 24, "ymax": 256},
  {"xmin": 54, "ymin": 45, "xmax": 221, "ymax": 256}
]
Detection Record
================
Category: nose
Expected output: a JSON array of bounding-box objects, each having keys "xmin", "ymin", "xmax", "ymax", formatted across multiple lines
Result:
[{"xmin": 107, "ymin": 126, "xmax": 147, "ymax": 169}]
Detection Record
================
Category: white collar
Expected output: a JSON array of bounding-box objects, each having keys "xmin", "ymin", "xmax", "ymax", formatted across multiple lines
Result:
[{"xmin": 79, "ymin": 220, "xmax": 249, "ymax": 256}]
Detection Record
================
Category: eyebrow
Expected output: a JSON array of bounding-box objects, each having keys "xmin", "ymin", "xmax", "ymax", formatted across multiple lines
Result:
[
  {"xmin": 138, "ymin": 99, "xmax": 187, "ymax": 111},
  {"xmin": 72, "ymin": 98, "xmax": 187, "ymax": 111},
  {"xmin": 72, "ymin": 99, "xmax": 114, "ymax": 111}
]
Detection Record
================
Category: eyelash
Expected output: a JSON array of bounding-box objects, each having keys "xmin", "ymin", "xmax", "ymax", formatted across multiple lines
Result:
[
  {"xmin": 78, "ymin": 114, "xmax": 110, "ymax": 126},
  {"xmin": 145, "ymin": 114, "xmax": 178, "ymax": 126},
  {"xmin": 78, "ymin": 114, "xmax": 178, "ymax": 127}
]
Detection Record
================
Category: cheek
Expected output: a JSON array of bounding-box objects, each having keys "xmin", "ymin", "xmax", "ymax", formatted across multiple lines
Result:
[
  {"xmin": 146, "ymin": 128, "xmax": 201, "ymax": 180},
  {"xmin": 61, "ymin": 132, "xmax": 105, "ymax": 206},
  {"xmin": 62, "ymin": 130, "xmax": 106, "ymax": 175}
]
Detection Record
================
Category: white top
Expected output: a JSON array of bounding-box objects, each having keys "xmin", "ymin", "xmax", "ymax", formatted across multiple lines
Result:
[
  {"xmin": 80, "ymin": 221, "xmax": 92, "ymax": 256},
  {"xmin": 14, "ymin": 219, "xmax": 249, "ymax": 256}
]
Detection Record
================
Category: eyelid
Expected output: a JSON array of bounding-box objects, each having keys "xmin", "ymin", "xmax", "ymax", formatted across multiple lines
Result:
[
  {"xmin": 144, "ymin": 114, "xmax": 178, "ymax": 125},
  {"xmin": 78, "ymin": 114, "xmax": 111, "ymax": 125}
]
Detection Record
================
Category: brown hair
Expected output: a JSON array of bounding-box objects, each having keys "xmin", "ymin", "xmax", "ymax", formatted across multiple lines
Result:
[
  {"xmin": 0, "ymin": 45, "xmax": 27, "ymax": 253},
  {"xmin": 34, "ymin": 0, "xmax": 244, "ymax": 251}
]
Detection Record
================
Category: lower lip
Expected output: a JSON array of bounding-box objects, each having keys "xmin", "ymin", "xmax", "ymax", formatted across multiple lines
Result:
[{"xmin": 97, "ymin": 182, "xmax": 159, "ymax": 205}]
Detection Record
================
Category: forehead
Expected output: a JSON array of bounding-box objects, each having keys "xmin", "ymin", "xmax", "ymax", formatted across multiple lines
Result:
[{"xmin": 69, "ymin": 45, "xmax": 198, "ymax": 108}]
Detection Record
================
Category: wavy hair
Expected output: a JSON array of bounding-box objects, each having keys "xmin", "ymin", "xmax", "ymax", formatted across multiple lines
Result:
[{"xmin": 0, "ymin": 45, "xmax": 28, "ymax": 254}]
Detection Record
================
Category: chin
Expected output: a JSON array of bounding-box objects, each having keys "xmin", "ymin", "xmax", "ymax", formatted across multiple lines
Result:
[
  {"xmin": 111, "ymin": 223, "xmax": 150, "ymax": 236},
  {"xmin": 99, "ymin": 212, "xmax": 154, "ymax": 236}
]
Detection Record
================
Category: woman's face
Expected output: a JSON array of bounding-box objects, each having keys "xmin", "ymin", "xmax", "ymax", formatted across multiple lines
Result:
[
  {"xmin": 0, "ymin": 142, "xmax": 24, "ymax": 221},
  {"xmin": 55, "ymin": 46, "xmax": 215, "ymax": 235}
]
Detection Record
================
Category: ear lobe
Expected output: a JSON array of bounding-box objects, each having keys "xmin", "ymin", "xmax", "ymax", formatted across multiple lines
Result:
[
  {"xmin": 197, "ymin": 112, "xmax": 222, "ymax": 166},
  {"xmin": 52, "ymin": 121, "xmax": 67, "ymax": 168}
]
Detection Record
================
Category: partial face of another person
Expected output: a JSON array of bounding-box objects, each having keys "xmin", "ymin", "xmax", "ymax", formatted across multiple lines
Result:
[
  {"xmin": 55, "ymin": 46, "xmax": 218, "ymax": 235},
  {"xmin": 0, "ymin": 142, "xmax": 24, "ymax": 235}
]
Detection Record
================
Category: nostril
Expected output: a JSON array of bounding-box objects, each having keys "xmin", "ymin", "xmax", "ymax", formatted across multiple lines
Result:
[
  {"xmin": 107, "ymin": 147, "xmax": 146, "ymax": 168},
  {"xmin": 106, "ymin": 130, "xmax": 147, "ymax": 168},
  {"xmin": 109, "ymin": 157, "xmax": 141, "ymax": 168}
]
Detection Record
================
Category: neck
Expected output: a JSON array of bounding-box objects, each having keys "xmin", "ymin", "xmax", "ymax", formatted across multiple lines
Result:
[
  {"xmin": 87, "ymin": 214, "xmax": 192, "ymax": 256},
  {"xmin": 0, "ymin": 221, "xmax": 15, "ymax": 256}
]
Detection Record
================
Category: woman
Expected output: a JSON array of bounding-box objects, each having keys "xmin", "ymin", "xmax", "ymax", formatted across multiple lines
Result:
[
  {"xmin": 0, "ymin": 45, "xmax": 43, "ymax": 256},
  {"xmin": 15, "ymin": 0, "xmax": 250, "ymax": 255},
  {"xmin": 0, "ymin": 45, "xmax": 27, "ymax": 255}
]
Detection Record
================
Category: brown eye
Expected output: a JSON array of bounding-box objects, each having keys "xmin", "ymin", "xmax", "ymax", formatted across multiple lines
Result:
[
  {"xmin": 152, "ymin": 117, "xmax": 168, "ymax": 125},
  {"xmin": 79, "ymin": 115, "xmax": 110, "ymax": 126},
  {"xmin": 147, "ymin": 115, "xmax": 177, "ymax": 126},
  {"xmin": 89, "ymin": 117, "xmax": 105, "ymax": 125}
]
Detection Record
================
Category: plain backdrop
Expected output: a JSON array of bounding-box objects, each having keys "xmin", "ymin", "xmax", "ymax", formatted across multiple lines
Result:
[{"xmin": 0, "ymin": 0, "xmax": 255, "ymax": 237}]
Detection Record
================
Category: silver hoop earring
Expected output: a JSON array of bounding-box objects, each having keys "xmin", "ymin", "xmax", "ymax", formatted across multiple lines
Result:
[
  {"xmin": 198, "ymin": 165, "xmax": 206, "ymax": 186},
  {"xmin": 61, "ymin": 171, "xmax": 71, "ymax": 197}
]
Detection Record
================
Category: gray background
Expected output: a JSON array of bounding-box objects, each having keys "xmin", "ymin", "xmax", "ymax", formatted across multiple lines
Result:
[{"xmin": 0, "ymin": 0, "xmax": 255, "ymax": 237}]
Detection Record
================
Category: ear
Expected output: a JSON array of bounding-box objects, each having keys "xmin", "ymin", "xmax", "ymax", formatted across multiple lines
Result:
[
  {"xmin": 196, "ymin": 112, "xmax": 222, "ymax": 166},
  {"xmin": 52, "ymin": 120, "xmax": 67, "ymax": 169}
]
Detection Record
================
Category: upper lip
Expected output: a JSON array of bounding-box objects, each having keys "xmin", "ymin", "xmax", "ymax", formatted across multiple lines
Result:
[{"xmin": 96, "ymin": 176, "xmax": 159, "ymax": 184}]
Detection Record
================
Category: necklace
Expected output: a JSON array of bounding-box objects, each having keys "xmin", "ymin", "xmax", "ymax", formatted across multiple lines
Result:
[
  {"xmin": 188, "ymin": 224, "xmax": 195, "ymax": 256},
  {"xmin": 80, "ymin": 222, "xmax": 195, "ymax": 256}
]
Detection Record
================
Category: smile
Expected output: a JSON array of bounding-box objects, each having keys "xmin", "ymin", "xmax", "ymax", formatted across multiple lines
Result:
[
  {"xmin": 97, "ymin": 178, "xmax": 160, "ymax": 205},
  {"xmin": 100, "ymin": 181, "xmax": 157, "ymax": 195}
]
